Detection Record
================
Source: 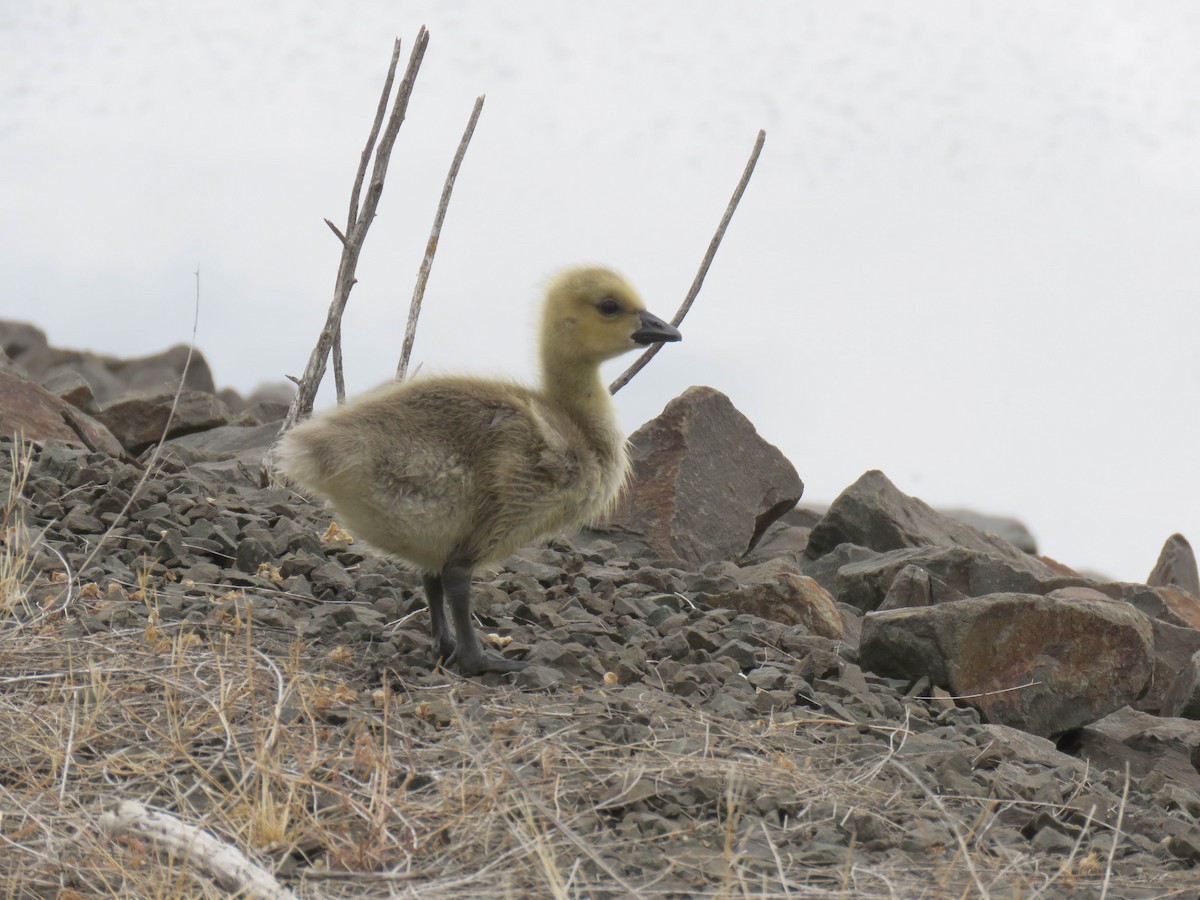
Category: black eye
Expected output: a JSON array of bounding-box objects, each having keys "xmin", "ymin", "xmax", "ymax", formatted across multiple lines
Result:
[{"xmin": 598, "ymin": 297, "xmax": 621, "ymax": 316}]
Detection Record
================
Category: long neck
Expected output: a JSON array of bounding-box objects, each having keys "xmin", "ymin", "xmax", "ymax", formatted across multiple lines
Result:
[{"xmin": 539, "ymin": 342, "xmax": 622, "ymax": 449}]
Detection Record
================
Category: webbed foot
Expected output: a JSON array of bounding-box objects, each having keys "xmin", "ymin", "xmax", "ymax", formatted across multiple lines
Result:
[{"xmin": 455, "ymin": 649, "xmax": 529, "ymax": 676}]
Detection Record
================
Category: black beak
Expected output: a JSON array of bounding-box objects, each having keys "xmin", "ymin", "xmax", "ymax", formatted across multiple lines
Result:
[{"xmin": 631, "ymin": 310, "xmax": 683, "ymax": 345}]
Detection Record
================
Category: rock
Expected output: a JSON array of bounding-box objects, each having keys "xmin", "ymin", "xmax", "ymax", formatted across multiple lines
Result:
[
  {"xmin": 940, "ymin": 508, "xmax": 1038, "ymax": 554},
  {"xmin": 1148, "ymin": 534, "xmax": 1200, "ymax": 597},
  {"xmin": 1071, "ymin": 707, "xmax": 1200, "ymax": 790},
  {"xmin": 859, "ymin": 592, "xmax": 1154, "ymax": 738},
  {"xmin": 106, "ymin": 344, "xmax": 217, "ymax": 398},
  {"xmin": 806, "ymin": 470, "xmax": 1036, "ymax": 565},
  {"xmin": 1162, "ymin": 649, "xmax": 1200, "ymax": 719},
  {"xmin": 40, "ymin": 369, "xmax": 100, "ymax": 414},
  {"xmin": 0, "ymin": 320, "xmax": 49, "ymax": 358},
  {"xmin": 0, "ymin": 319, "xmax": 216, "ymax": 405},
  {"xmin": 835, "ymin": 545, "xmax": 1080, "ymax": 612},
  {"xmin": 800, "ymin": 543, "xmax": 880, "ymax": 596},
  {"xmin": 97, "ymin": 391, "xmax": 233, "ymax": 453},
  {"xmin": 702, "ymin": 558, "xmax": 843, "ymax": 639},
  {"xmin": 0, "ymin": 371, "xmax": 124, "ymax": 456},
  {"xmin": 877, "ymin": 563, "xmax": 968, "ymax": 611},
  {"xmin": 163, "ymin": 421, "xmax": 281, "ymax": 465},
  {"xmin": 1138, "ymin": 619, "xmax": 1200, "ymax": 716},
  {"xmin": 1156, "ymin": 586, "xmax": 1200, "ymax": 630},
  {"xmin": 601, "ymin": 386, "xmax": 802, "ymax": 566},
  {"xmin": 741, "ymin": 520, "xmax": 811, "ymax": 563}
]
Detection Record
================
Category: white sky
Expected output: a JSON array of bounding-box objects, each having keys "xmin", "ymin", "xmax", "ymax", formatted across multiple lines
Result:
[{"xmin": 3, "ymin": 1, "xmax": 1199, "ymax": 581}]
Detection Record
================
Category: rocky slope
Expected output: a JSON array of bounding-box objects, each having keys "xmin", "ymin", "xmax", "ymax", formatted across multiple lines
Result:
[{"xmin": 3, "ymin": 322, "xmax": 1200, "ymax": 896}]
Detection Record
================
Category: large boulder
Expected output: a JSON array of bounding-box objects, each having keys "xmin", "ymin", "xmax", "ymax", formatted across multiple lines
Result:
[
  {"xmin": 806, "ymin": 470, "xmax": 1037, "ymax": 564},
  {"xmin": 602, "ymin": 386, "xmax": 802, "ymax": 566},
  {"xmin": 0, "ymin": 370, "xmax": 123, "ymax": 456},
  {"xmin": 859, "ymin": 592, "xmax": 1154, "ymax": 738}
]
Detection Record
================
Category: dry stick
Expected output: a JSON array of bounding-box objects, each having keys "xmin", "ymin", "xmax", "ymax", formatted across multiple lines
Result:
[
  {"xmin": 332, "ymin": 322, "xmax": 346, "ymax": 403},
  {"xmin": 276, "ymin": 28, "xmax": 430, "ymax": 440},
  {"xmin": 609, "ymin": 128, "xmax": 766, "ymax": 395},
  {"xmin": 397, "ymin": 94, "xmax": 486, "ymax": 380},
  {"xmin": 99, "ymin": 801, "xmax": 299, "ymax": 900}
]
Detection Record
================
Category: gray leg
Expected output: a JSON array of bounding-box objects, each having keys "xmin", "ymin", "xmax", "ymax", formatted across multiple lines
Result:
[
  {"xmin": 442, "ymin": 563, "xmax": 527, "ymax": 675},
  {"xmin": 422, "ymin": 574, "xmax": 456, "ymax": 664}
]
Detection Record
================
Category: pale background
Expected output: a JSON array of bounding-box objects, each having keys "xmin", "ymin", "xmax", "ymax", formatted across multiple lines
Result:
[{"xmin": 4, "ymin": 1, "xmax": 1199, "ymax": 580}]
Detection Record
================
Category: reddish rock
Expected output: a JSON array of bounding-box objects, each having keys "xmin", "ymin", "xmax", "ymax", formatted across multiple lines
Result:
[
  {"xmin": 704, "ymin": 558, "xmax": 843, "ymax": 640},
  {"xmin": 1157, "ymin": 586, "xmax": 1200, "ymax": 630},
  {"xmin": 602, "ymin": 386, "xmax": 802, "ymax": 566},
  {"xmin": 97, "ymin": 391, "xmax": 233, "ymax": 454},
  {"xmin": 0, "ymin": 371, "xmax": 123, "ymax": 456},
  {"xmin": 807, "ymin": 470, "xmax": 1034, "ymax": 564},
  {"xmin": 859, "ymin": 592, "xmax": 1154, "ymax": 738},
  {"xmin": 1148, "ymin": 534, "xmax": 1200, "ymax": 597}
]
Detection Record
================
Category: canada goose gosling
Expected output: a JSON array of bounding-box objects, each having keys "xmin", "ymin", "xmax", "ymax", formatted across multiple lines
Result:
[{"xmin": 277, "ymin": 266, "xmax": 681, "ymax": 675}]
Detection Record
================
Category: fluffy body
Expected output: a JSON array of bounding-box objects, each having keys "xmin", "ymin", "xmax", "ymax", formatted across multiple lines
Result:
[{"xmin": 276, "ymin": 374, "xmax": 628, "ymax": 571}]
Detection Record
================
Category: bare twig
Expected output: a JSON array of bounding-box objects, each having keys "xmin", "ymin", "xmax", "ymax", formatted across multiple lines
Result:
[
  {"xmin": 397, "ymin": 94, "xmax": 486, "ymax": 380},
  {"xmin": 276, "ymin": 27, "xmax": 430, "ymax": 443},
  {"xmin": 609, "ymin": 128, "xmax": 766, "ymax": 394}
]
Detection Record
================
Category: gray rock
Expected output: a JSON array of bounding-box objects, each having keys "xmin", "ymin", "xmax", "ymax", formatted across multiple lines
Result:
[
  {"xmin": 940, "ymin": 508, "xmax": 1038, "ymax": 554},
  {"xmin": 860, "ymin": 592, "xmax": 1154, "ymax": 738},
  {"xmin": 807, "ymin": 470, "xmax": 1039, "ymax": 565},
  {"xmin": 1073, "ymin": 707, "xmax": 1200, "ymax": 790},
  {"xmin": 836, "ymin": 545, "xmax": 1080, "ymax": 612},
  {"xmin": 800, "ymin": 543, "xmax": 880, "ymax": 596},
  {"xmin": 602, "ymin": 386, "xmax": 803, "ymax": 565},
  {"xmin": 1161, "ymin": 649, "xmax": 1200, "ymax": 719},
  {"xmin": 877, "ymin": 563, "xmax": 970, "ymax": 611},
  {"xmin": 165, "ymin": 421, "xmax": 281, "ymax": 461},
  {"xmin": 1139, "ymin": 619, "xmax": 1200, "ymax": 716},
  {"xmin": 98, "ymin": 391, "xmax": 233, "ymax": 454},
  {"xmin": 1148, "ymin": 534, "xmax": 1200, "ymax": 597}
]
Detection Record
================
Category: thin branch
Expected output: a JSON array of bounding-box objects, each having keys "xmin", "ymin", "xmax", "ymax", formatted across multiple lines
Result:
[
  {"xmin": 348, "ymin": 38, "xmax": 403, "ymax": 234},
  {"xmin": 333, "ymin": 323, "xmax": 346, "ymax": 404},
  {"xmin": 273, "ymin": 27, "xmax": 430, "ymax": 451},
  {"xmin": 397, "ymin": 94, "xmax": 486, "ymax": 380},
  {"xmin": 324, "ymin": 218, "xmax": 348, "ymax": 245},
  {"xmin": 609, "ymin": 128, "xmax": 766, "ymax": 394}
]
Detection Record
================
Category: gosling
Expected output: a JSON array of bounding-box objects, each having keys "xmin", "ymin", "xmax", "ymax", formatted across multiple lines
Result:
[{"xmin": 276, "ymin": 266, "xmax": 681, "ymax": 674}]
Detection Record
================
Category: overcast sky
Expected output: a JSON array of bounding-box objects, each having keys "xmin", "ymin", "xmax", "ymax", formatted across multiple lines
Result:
[{"xmin": 4, "ymin": 1, "xmax": 1199, "ymax": 581}]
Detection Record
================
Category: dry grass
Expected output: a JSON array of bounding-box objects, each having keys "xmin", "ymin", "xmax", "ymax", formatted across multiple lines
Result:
[
  {"xmin": 1, "ymin": 441, "xmax": 1197, "ymax": 897},
  {"xmin": 0, "ymin": 611, "xmax": 1194, "ymax": 898}
]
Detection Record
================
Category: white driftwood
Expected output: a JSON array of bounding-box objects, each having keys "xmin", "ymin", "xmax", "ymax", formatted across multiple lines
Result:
[{"xmin": 99, "ymin": 801, "xmax": 297, "ymax": 900}]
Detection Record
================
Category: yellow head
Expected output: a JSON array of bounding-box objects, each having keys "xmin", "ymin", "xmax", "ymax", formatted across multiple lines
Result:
[{"xmin": 540, "ymin": 266, "xmax": 681, "ymax": 369}]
